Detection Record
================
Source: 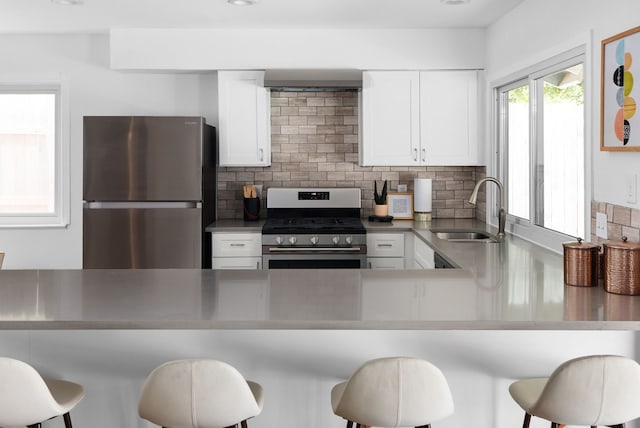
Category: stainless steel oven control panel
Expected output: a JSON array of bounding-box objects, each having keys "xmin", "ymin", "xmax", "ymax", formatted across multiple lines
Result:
[{"xmin": 262, "ymin": 234, "xmax": 366, "ymax": 247}]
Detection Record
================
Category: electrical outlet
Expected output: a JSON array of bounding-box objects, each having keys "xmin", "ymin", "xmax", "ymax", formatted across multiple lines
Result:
[
  {"xmin": 596, "ymin": 212, "xmax": 608, "ymax": 239},
  {"xmin": 397, "ymin": 184, "xmax": 407, "ymax": 192},
  {"xmin": 626, "ymin": 174, "xmax": 637, "ymax": 204}
]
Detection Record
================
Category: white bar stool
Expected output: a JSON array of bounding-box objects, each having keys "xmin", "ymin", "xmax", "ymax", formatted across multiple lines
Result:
[
  {"xmin": 331, "ymin": 357, "xmax": 454, "ymax": 428},
  {"xmin": 0, "ymin": 357, "xmax": 85, "ymax": 428},
  {"xmin": 509, "ymin": 355, "xmax": 640, "ymax": 428},
  {"xmin": 138, "ymin": 359, "xmax": 264, "ymax": 428}
]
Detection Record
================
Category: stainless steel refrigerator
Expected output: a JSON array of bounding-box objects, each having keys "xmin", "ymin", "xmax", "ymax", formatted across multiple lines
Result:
[{"xmin": 83, "ymin": 116, "xmax": 216, "ymax": 269}]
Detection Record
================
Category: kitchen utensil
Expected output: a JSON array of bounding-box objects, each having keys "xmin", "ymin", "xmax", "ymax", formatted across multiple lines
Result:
[
  {"xmin": 563, "ymin": 237, "xmax": 600, "ymax": 287},
  {"xmin": 603, "ymin": 236, "xmax": 640, "ymax": 295}
]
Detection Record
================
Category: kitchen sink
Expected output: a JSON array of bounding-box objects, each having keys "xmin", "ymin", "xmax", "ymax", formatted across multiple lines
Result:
[{"xmin": 432, "ymin": 229, "xmax": 500, "ymax": 243}]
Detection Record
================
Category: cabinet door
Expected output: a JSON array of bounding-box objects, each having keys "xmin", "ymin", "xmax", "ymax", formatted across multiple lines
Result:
[
  {"xmin": 218, "ymin": 71, "xmax": 270, "ymax": 166},
  {"xmin": 414, "ymin": 237, "xmax": 435, "ymax": 269},
  {"xmin": 420, "ymin": 70, "xmax": 479, "ymax": 165},
  {"xmin": 360, "ymin": 71, "xmax": 420, "ymax": 166}
]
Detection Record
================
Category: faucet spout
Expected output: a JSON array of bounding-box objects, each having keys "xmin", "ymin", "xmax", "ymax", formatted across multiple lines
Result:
[{"xmin": 468, "ymin": 177, "xmax": 506, "ymax": 239}]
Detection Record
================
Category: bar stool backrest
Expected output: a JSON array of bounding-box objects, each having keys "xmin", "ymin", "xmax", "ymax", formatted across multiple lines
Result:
[
  {"xmin": 531, "ymin": 355, "xmax": 640, "ymax": 426},
  {"xmin": 0, "ymin": 357, "xmax": 68, "ymax": 426},
  {"xmin": 138, "ymin": 359, "xmax": 262, "ymax": 428},
  {"xmin": 334, "ymin": 357, "xmax": 454, "ymax": 427}
]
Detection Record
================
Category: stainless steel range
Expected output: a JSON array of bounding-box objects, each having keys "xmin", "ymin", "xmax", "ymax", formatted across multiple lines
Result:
[{"xmin": 262, "ymin": 188, "xmax": 367, "ymax": 269}]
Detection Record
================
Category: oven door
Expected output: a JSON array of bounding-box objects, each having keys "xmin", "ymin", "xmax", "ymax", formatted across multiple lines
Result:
[{"xmin": 263, "ymin": 247, "xmax": 367, "ymax": 269}]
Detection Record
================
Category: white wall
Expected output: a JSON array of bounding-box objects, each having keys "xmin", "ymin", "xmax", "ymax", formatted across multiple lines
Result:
[
  {"xmin": 110, "ymin": 28, "xmax": 486, "ymax": 71},
  {"xmin": 486, "ymin": 0, "xmax": 640, "ymax": 210},
  {"xmin": 0, "ymin": 34, "xmax": 217, "ymax": 268}
]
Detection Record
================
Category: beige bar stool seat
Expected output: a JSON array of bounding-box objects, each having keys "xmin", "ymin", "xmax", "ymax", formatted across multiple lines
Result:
[
  {"xmin": 138, "ymin": 359, "xmax": 264, "ymax": 428},
  {"xmin": 331, "ymin": 357, "xmax": 454, "ymax": 428},
  {"xmin": 0, "ymin": 357, "xmax": 85, "ymax": 428},
  {"xmin": 509, "ymin": 355, "xmax": 640, "ymax": 428}
]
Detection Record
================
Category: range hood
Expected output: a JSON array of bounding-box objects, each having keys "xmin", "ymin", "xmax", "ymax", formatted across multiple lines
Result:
[{"xmin": 264, "ymin": 69, "xmax": 362, "ymax": 90}]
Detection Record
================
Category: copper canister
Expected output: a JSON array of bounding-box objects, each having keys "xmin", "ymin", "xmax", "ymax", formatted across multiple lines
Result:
[
  {"xmin": 603, "ymin": 236, "xmax": 640, "ymax": 295},
  {"xmin": 563, "ymin": 238, "xmax": 600, "ymax": 287}
]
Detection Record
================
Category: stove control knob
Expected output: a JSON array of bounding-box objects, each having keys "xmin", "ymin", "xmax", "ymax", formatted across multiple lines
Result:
[
  {"xmin": 332, "ymin": 236, "xmax": 340, "ymax": 245},
  {"xmin": 345, "ymin": 236, "xmax": 353, "ymax": 245},
  {"xmin": 310, "ymin": 235, "xmax": 319, "ymax": 245},
  {"xmin": 275, "ymin": 236, "xmax": 283, "ymax": 245},
  {"xmin": 288, "ymin": 236, "xmax": 297, "ymax": 245}
]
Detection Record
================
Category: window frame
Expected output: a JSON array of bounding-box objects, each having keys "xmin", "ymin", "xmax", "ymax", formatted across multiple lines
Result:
[
  {"xmin": 493, "ymin": 47, "xmax": 588, "ymax": 250},
  {"xmin": 0, "ymin": 81, "xmax": 69, "ymax": 228}
]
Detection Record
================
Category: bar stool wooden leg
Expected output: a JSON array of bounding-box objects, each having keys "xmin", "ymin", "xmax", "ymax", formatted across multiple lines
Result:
[
  {"xmin": 522, "ymin": 413, "xmax": 532, "ymax": 428},
  {"xmin": 63, "ymin": 412, "xmax": 73, "ymax": 428},
  {"xmin": 346, "ymin": 420, "xmax": 353, "ymax": 428}
]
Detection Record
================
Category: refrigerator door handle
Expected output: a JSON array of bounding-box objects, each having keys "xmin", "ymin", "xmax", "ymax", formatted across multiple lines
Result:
[{"xmin": 83, "ymin": 201, "xmax": 201, "ymax": 209}]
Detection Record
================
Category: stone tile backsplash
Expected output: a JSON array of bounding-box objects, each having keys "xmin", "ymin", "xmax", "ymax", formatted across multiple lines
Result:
[
  {"xmin": 591, "ymin": 201, "xmax": 640, "ymax": 243},
  {"xmin": 218, "ymin": 90, "xmax": 486, "ymax": 220}
]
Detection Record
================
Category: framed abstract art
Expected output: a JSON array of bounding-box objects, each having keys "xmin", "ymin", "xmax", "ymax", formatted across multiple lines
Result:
[{"xmin": 601, "ymin": 26, "xmax": 640, "ymax": 151}]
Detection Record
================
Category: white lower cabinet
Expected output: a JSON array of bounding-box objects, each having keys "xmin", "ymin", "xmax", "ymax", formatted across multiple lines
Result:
[
  {"xmin": 367, "ymin": 231, "xmax": 435, "ymax": 270},
  {"xmin": 212, "ymin": 257, "xmax": 262, "ymax": 270},
  {"xmin": 413, "ymin": 236, "xmax": 435, "ymax": 269},
  {"xmin": 368, "ymin": 257, "xmax": 405, "ymax": 270},
  {"xmin": 211, "ymin": 232, "xmax": 262, "ymax": 270},
  {"xmin": 366, "ymin": 232, "xmax": 405, "ymax": 269}
]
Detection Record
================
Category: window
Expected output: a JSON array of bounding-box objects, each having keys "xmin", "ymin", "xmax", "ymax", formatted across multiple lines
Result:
[
  {"xmin": 0, "ymin": 85, "xmax": 68, "ymax": 227},
  {"xmin": 497, "ymin": 49, "xmax": 585, "ymax": 244}
]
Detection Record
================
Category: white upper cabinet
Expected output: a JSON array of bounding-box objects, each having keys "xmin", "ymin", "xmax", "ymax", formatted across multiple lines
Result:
[
  {"xmin": 360, "ymin": 70, "xmax": 479, "ymax": 166},
  {"xmin": 360, "ymin": 71, "xmax": 420, "ymax": 166},
  {"xmin": 420, "ymin": 70, "xmax": 479, "ymax": 166},
  {"xmin": 218, "ymin": 71, "xmax": 270, "ymax": 167}
]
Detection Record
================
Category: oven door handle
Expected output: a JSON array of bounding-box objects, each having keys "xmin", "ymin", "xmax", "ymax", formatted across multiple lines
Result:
[{"xmin": 267, "ymin": 247, "xmax": 363, "ymax": 252}]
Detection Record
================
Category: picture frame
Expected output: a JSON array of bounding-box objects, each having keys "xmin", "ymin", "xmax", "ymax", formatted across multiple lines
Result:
[
  {"xmin": 601, "ymin": 25, "xmax": 640, "ymax": 151},
  {"xmin": 387, "ymin": 192, "xmax": 413, "ymax": 219}
]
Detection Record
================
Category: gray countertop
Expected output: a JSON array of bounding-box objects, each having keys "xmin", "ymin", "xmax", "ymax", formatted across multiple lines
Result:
[
  {"xmin": 206, "ymin": 219, "xmax": 265, "ymax": 232},
  {"xmin": 1, "ymin": 219, "xmax": 639, "ymax": 330}
]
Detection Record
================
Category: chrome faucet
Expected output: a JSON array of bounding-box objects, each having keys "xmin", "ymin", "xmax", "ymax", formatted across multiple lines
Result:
[{"xmin": 469, "ymin": 177, "xmax": 506, "ymax": 239}]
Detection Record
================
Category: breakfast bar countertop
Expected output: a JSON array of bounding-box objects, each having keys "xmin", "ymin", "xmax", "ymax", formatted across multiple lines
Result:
[{"xmin": 1, "ymin": 219, "xmax": 639, "ymax": 330}]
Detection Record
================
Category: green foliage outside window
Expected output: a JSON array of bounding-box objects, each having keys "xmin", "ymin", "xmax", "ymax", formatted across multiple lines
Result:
[{"xmin": 508, "ymin": 82, "xmax": 583, "ymax": 105}]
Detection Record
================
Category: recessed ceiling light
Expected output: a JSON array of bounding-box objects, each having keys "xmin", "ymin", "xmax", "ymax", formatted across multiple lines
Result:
[
  {"xmin": 51, "ymin": 0, "xmax": 84, "ymax": 5},
  {"xmin": 441, "ymin": 0, "xmax": 470, "ymax": 5},
  {"xmin": 228, "ymin": 0, "xmax": 259, "ymax": 5}
]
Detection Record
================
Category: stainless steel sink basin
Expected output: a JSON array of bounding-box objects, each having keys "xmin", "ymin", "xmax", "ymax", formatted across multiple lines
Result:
[{"xmin": 432, "ymin": 229, "xmax": 500, "ymax": 243}]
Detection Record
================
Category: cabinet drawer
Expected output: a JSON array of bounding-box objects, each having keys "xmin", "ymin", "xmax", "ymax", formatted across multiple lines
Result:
[
  {"xmin": 367, "ymin": 233, "xmax": 405, "ymax": 257},
  {"xmin": 212, "ymin": 233, "xmax": 262, "ymax": 257},
  {"xmin": 368, "ymin": 257, "xmax": 405, "ymax": 270},
  {"xmin": 212, "ymin": 257, "xmax": 262, "ymax": 270}
]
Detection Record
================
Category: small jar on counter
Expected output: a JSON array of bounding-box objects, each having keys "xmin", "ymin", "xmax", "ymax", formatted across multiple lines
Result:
[
  {"xmin": 563, "ymin": 237, "xmax": 600, "ymax": 287},
  {"xmin": 603, "ymin": 236, "xmax": 640, "ymax": 295}
]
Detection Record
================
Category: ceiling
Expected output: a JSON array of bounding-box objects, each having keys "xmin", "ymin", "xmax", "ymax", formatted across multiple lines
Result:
[{"xmin": 0, "ymin": 0, "xmax": 525, "ymax": 34}]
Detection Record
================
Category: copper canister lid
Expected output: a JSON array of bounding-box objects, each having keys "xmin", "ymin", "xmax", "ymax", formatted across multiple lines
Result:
[
  {"xmin": 563, "ymin": 237, "xmax": 599, "ymax": 250},
  {"xmin": 603, "ymin": 236, "xmax": 640, "ymax": 250}
]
